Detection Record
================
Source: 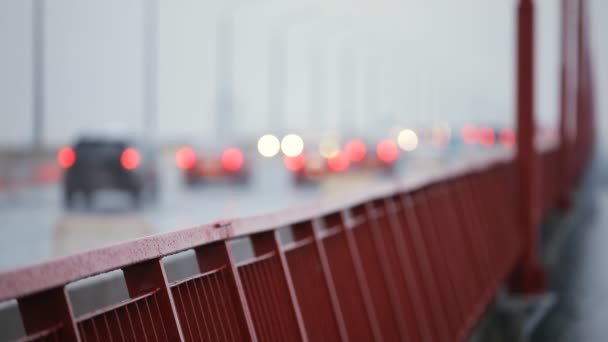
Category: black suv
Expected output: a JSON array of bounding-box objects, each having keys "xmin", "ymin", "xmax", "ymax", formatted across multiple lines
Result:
[{"xmin": 59, "ymin": 136, "xmax": 158, "ymax": 208}]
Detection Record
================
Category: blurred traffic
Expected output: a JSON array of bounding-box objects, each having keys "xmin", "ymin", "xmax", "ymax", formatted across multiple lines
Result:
[{"xmin": 0, "ymin": 121, "xmax": 536, "ymax": 272}]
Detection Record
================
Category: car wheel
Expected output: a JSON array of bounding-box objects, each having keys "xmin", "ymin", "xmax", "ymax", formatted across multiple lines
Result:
[
  {"xmin": 131, "ymin": 188, "xmax": 142, "ymax": 208},
  {"xmin": 83, "ymin": 191, "xmax": 94, "ymax": 209},
  {"xmin": 64, "ymin": 188, "xmax": 75, "ymax": 209},
  {"xmin": 185, "ymin": 176, "xmax": 198, "ymax": 186}
]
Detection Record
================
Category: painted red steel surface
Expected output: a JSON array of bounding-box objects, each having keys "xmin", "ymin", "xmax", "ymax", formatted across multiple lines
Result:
[{"xmin": 0, "ymin": 0, "xmax": 596, "ymax": 340}]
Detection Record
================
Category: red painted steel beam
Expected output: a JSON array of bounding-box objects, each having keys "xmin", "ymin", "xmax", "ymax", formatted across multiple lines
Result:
[
  {"xmin": 250, "ymin": 231, "xmax": 309, "ymax": 341},
  {"xmin": 18, "ymin": 287, "xmax": 79, "ymax": 341},
  {"xmin": 122, "ymin": 259, "xmax": 184, "ymax": 341},
  {"xmin": 512, "ymin": 0, "xmax": 546, "ymax": 294},
  {"xmin": 558, "ymin": 0, "xmax": 574, "ymax": 209},
  {"xmin": 195, "ymin": 241, "xmax": 258, "ymax": 341}
]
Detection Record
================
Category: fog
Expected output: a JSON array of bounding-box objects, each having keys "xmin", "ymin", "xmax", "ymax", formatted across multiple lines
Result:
[{"xmin": 0, "ymin": 0, "xmax": 605, "ymax": 147}]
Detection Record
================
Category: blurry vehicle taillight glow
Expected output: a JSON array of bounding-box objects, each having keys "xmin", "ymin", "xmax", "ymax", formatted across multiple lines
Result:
[
  {"xmin": 283, "ymin": 154, "xmax": 306, "ymax": 171},
  {"xmin": 176, "ymin": 147, "xmax": 197, "ymax": 170},
  {"xmin": 319, "ymin": 135, "xmax": 340, "ymax": 159},
  {"xmin": 221, "ymin": 148, "xmax": 244, "ymax": 171},
  {"xmin": 344, "ymin": 139, "xmax": 366, "ymax": 162},
  {"xmin": 499, "ymin": 128, "xmax": 516, "ymax": 148},
  {"xmin": 431, "ymin": 125, "xmax": 451, "ymax": 147},
  {"xmin": 57, "ymin": 147, "xmax": 76, "ymax": 169},
  {"xmin": 376, "ymin": 140, "xmax": 399, "ymax": 163},
  {"xmin": 121, "ymin": 148, "xmax": 141, "ymax": 170},
  {"xmin": 479, "ymin": 127, "xmax": 496, "ymax": 147},
  {"xmin": 461, "ymin": 124, "xmax": 478, "ymax": 145},
  {"xmin": 327, "ymin": 152, "xmax": 350, "ymax": 172}
]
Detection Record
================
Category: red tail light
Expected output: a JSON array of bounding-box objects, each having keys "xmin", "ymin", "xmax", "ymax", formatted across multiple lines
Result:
[
  {"xmin": 499, "ymin": 128, "xmax": 516, "ymax": 148},
  {"xmin": 345, "ymin": 139, "xmax": 367, "ymax": 162},
  {"xmin": 461, "ymin": 124, "xmax": 478, "ymax": 145},
  {"xmin": 284, "ymin": 154, "xmax": 306, "ymax": 171},
  {"xmin": 121, "ymin": 148, "xmax": 141, "ymax": 170},
  {"xmin": 176, "ymin": 147, "xmax": 197, "ymax": 170},
  {"xmin": 479, "ymin": 127, "xmax": 496, "ymax": 147},
  {"xmin": 221, "ymin": 148, "xmax": 244, "ymax": 171},
  {"xmin": 57, "ymin": 147, "xmax": 76, "ymax": 169},
  {"xmin": 327, "ymin": 152, "xmax": 350, "ymax": 172},
  {"xmin": 376, "ymin": 140, "xmax": 399, "ymax": 163}
]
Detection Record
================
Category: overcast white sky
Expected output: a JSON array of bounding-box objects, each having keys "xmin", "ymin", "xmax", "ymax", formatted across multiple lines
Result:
[{"xmin": 0, "ymin": 0, "xmax": 605, "ymax": 146}]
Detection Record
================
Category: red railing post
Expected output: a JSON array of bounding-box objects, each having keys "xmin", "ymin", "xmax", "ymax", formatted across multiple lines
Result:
[
  {"xmin": 575, "ymin": 0, "xmax": 585, "ymax": 182},
  {"xmin": 558, "ymin": 0, "xmax": 573, "ymax": 209},
  {"xmin": 18, "ymin": 287, "xmax": 80, "ymax": 341},
  {"xmin": 578, "ymin": 0, "xmax": 594, "ymax": 171},
  {"xmin": 194, "ymin": 241, "xmax": 258, "ymax": 341},
  {"xmin": 122, "ymin": 259, "xmax": 185, "ymax": 341},
  {"xmin": 512, "ymin": 0, "xmax": 546, "ymax": 294}
]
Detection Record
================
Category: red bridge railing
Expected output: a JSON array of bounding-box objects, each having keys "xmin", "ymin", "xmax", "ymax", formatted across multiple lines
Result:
[{"xmin": 0, "ymin": 0, "xmax": 595, "ymax": 340}]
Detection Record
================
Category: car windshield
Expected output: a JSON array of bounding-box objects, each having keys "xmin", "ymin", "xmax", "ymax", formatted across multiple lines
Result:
[{"xmin": 74, "ymin": 140, "xmax": 126, "ymax": 159}]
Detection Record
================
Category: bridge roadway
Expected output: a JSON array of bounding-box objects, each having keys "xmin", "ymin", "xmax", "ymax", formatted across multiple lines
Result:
[{"xmin": 0, "ymin": 147, "xmax": 476, "ymax": 273}]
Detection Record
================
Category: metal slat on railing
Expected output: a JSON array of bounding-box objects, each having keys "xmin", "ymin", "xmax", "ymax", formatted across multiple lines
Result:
[
  {"xmin": 315, "ymin": 213, "xmax": 380, "ymax": 342},
  {"xmin": 236, "ymin": 232, "xmax": 305, "ymax": 342},
  {"xmin": 283, "ymin": 221, "xmax": 345, "ymax": 341},
  {"xmin": 347, "ymin": 205, "xmax": 405, "ymax": 341}
]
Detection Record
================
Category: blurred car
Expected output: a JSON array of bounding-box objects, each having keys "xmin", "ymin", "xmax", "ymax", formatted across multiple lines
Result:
[
  {"xmin": 175, "ymin": 145, "xmax": 250, "ymax": 185},
  {"xmin": 285, "ymin": 153, "xmax": 330, "ymax": 184},
  {"xmin": 286, "ymin": 138, "xmax": 398, "ymax": 184},
  {"xmin": 58, "ymin": 136, "xmax": 158, "ymax": 208}
]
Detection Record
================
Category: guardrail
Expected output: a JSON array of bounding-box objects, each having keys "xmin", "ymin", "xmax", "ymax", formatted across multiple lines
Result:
[{"xmin": 0, "ymin": 146, "xmax": 563, "ymax": 342}]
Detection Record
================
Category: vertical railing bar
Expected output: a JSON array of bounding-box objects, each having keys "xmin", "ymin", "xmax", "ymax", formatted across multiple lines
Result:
[
  {"xmin": 189, "ymin": 279, "xmax": 208, "ymax": 341},
  {"xmin": 113, "ymin": 307, "xmax": 125, "ymax": 342},
  {"xmin": 364, "ymin": 202, "xmax": 413, "ymax": 341},
  {"xmin": 122, "ymin": 259, "xmax": 183, "ymax": 341},
  {"xmin": 254, "ymin": 262, "xmax": 278, "ymax": 341},
  {"xmin": 260, "ymin": 258, "xmax": 289, "ymax": 340},
  {"xmin": 90, "ymin": 318, "xmax": 101, "ymax": 342},
  {"xmin": 102, "ymin": 314, "xmax": 113, "ymax": 342},
  {"xmin": 197, "ymin": 277, "xmax": 214, "ymax": 341},
  {"xmin": 272, "ymin": 229, "xmax": 309, "ymax": 342},
  {"xmin": 175, "ymin": 285, "xmax": 192, "ymax": 340},
  {"xmin": 225, "ymin": 241, "xmax": 258, "ymax": 341},
  {"xmin": 418, "ymin": 190, "xmax": 462, "ymax": 335},
  {"xmin": 212, "ymin": 271, "xmax": 236, "ymax": 342},
  {"xmin": 18, "ymin": 286, "xmax": 81, "ymax": 341},
  {"xmin": 194, "ymin": 241, "xmax": 257, "ymax": 341},
  {"xmin": 124, "ymin": 301, "xmax": 137, "ymax": 341},
  {"xmin": 335, "ymin": 212, "xmax": 382, "ymax": 341},
  {"xmin": 78, "ymin": 323, "xmax": 87, "ymax": 342},
  {"xmin": 459, "ymin": 177, "xmax": 494, "ymax": 288},
  {"xmin": 400, "ymin": 195, "xmax": 452, "ymax": 341},
  {"xmin": 133, "ymin": 301, "xmax": 148, "ymax": 342},
  {"xmin": 310, "ymin": 218, "xmax": 350, "ymax": 342},
  {"xmin": 384, "ymin": 197, "xmax": 436, "ymax": 341},
  {"xmin": 209, "ymin": 272, "xmax": 230, "ymax": 340},
  {"xmin": 150, "ymin": 294, "xmax": 168, "ymax": 341},
  {"xmin": 177, "ymin": 282, "xmax": 198, "ymax": 339},
  {"xmin": 209, "ymin": 271, "xmax": 229, "ymax": 341},
  {"xmin": 218, "ymin": 271, "xmax": 240, "ymax": 341},
  {"xmin": 339, "ymin": 211, "xmax": 384, "ymax": 342},
  {"xmin": 245, "ymin": 264, "xmax": 273, "ymax": 340},
  {"xmin": 241, "ymin": 266, "xmax": 265, "ymax": 340}
]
